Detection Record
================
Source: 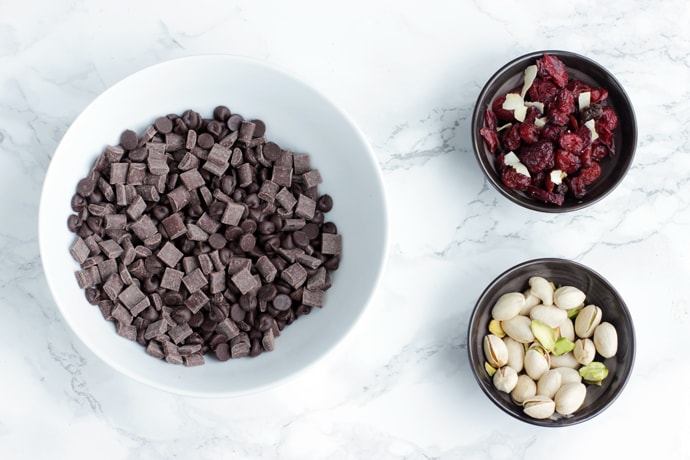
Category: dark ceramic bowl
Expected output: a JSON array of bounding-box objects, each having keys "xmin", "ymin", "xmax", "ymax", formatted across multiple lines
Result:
[
  {"xmin": 471, "ymin": 50, "xmax": 637, "ymax": 212},
  {"xmin": 467, "ymin": 258, "xmax": 635, "ymax": 427}
]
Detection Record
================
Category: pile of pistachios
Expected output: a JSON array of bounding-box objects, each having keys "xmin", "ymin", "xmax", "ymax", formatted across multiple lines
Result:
[{"xmin": 483, "ymin": 276, "xmax": 618, "ymax": 419}]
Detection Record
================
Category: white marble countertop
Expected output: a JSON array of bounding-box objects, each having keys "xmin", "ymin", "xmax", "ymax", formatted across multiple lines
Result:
[{"xmin": 2, "ymin": 1, "xmax": 689, "ymax": 458}]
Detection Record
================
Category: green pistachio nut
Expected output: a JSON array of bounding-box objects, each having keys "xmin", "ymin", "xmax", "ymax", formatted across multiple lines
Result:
[
  {"xmin": 531, "ymin": 319, "xmax": 557, "ymax": 352},
  {"xmin": 578, "ymin": 361, "xmax": 609, "ymax": 385},
  {"xmin": 552, "ymin": 337, "xmax": 575, "ymax": 356}
]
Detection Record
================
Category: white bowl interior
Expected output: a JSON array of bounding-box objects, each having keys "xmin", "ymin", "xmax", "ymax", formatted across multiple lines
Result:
[{"xmin": 39, "ymin": 55, "xmax": 388, "ymax": 397}]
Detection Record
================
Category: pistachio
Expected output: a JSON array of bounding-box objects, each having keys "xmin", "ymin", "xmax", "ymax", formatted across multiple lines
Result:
[
  {"xmin": 566, "ymin": 306, "xmax": 581, "ymax": 319},
  {"xmin": 488, "ymin": 319, "xmax": 505, "ymax": 337},
  {"xmin": 523, "ymin": 395, "xmax": 556, "ymax": 419},
  {"xmin": 553, "ymin": 337, "xmax": 575, "ymax": 356},
  {"xmin": 484, "ymin": 361, "xmax": 497, "ymax": 377},
  {"xmin": 530, "ymin": 305, "xmax": 568, "ymax": 328},
  {"xmin": 554, "ymin": 382, "xmax": 587, "ymax": 415},
  {"xmin": 573, "ymin": 338, "xmax": 596, "ymax": 365},
  {"xmin": 502, "ymin": 315, "xmax": 534, "ymax": 343},
  {"xmin": 493, "ymin": 366, "xmax": 519, "ymax": 393},
  {"xmin": 524, "ymin": 347, "xmax": 550, "ymax": 380},
  {"xmin": 553, "ymin": 366, "xmax": 583, "ymax": 385},
  {"xmin": 528, "ymin": 276, "xmax": 554, "ymax": 306},
  {"xmin": 558, "ymin": 316, "xmax": 575, "ymax": 341},
  {"xmin": 579, "ymin": 361, "xmax": 609, "ymax": 385},
  {"xmin": 491, "ymin": 292, "xmax": 525, "ymax": 321},
  {"xmin": 537, "ymin": 369, "xmax": 563, "ymax": 399},
  {"xmin": 531, "ymin": 319, "xmax": 557, "ymax": 351},
  {"xmin": 483, "ymin": 334, "xmax": 509, "ymax": 368},
  {"xmin": 593, "ymin": 322, "xmax": 618, "ymax": 358},
  {"xmin": 504, "ymin": 336, "xmax": 525, "ymax": 373},
  {"xmin": 511, "ymin": 374, "xmax": 537, "ymax": 404},
  {"xmin": 520, "ymin": 289, "xmax": 541, "ymax": 315},
  {"xmin": 553, "ymin": 285, "xmax": 586, "ymax": 310},
  {"xmin": 574, "ymin": 304, "xmax": 602, "ymax": 338},
  {"xmin": 549, "ymin": 351, "xmax": 580, "ymax": 369}
]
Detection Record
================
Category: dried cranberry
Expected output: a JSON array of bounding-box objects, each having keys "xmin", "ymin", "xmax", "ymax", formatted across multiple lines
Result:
[
  {"xmin": 540, "ymin": 124, "xmax": 564, "ymax": 143},
  {"xmin": 519, "ymin": 140, "xmax": 554, "ymax": 174},
  {"xmin": 568, "ymin": 114, "xmax": 579, "ymax": 132},
  {"xmin": 579, "ymin": 162, "xmax": 602, "ymax": 185},
  {"xmin": 568, "ymin": 176, "xmax": 587, "ymax": 199},
  {"xmin": 492, "ymin": 95, "xmax": 515, "ymax": 121},
  {"xmin": 555, "ymin": 149, "xmax": 581, "ymax": 174},
  {"xmin": 518, "ymin": 122, "xmax": 539, "ymax": 144},
  {"xmin": 527, "ymin": 185, "xmax": 565, "ymax": 206},
  {"xmin": 590, "ymin": 88, "xmax": 609, "ymax": 103},
  {"xmin": 531, "ymin": 170, "xmax": 546, "ymax": 188},
  {"xmin": 553, "ymin": 88, "xmax": 575, "ymax": 115},
  {"xmin": 597, "ymin": 107, "xmax": 619, "ymax": 132},
  {"xmin": 484, "ymin": 109, "xmax": 497, "ymax": 131},
  {"xmin": 549, "ymin": 111, "xmax": 569, "ymax": 126},
  {"xmin": 480, "ymin": 127, "xmax": 500, "ymax": 153},
  {"xmin": 501, "ymin": 123, "xmax": 522, "ymax": 151},
  {"xmin": 591, "ymin": 142, "xmax": 610, "ymax": 161},
  {"xmin": 500, "ymin": 167, "xmax": 531, "ymax": 191},
  {"xmin": 559, "ymin": 132, "xmax": 586, "ymax": 154},
  {"xmin": 575, "ymin": 125, "xmax": 593, "ymax": 150},
  {"xmin": 537, "ymin": 54, "xmax": 569, "ymax": 88},
  {"xmin": 528, "ymin": 78, "xmax": 559, "ymax": 106},
  {"xmin": 580, "ymin": 146, "xmax": 593, "ymax": 168},
  {"xmin": 566, "ymin": 79, "xmax": 592, "ymax": 97}
]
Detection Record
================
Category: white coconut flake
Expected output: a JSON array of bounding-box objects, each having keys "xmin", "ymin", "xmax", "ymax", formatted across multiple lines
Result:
[
  {"xmin": 525, "ymin": 101, "xmax": 545, "ymax": 114},
  {"xmin": 505, "ymin": 151, "xmax": 530, "ymax": 177},
  {"xmin": 534, "ymin": 117, "xmax": 548, "ymax": 129},
  {"xmin": 584, "ymin": 119, "xmax": 599, "ymax": 141},
  {"xmin": 521, "ymin": 65, "xmax": 538, "ymax": 98},
  {"xmin": 502, "ymin": 93, "xmax": 527, "ymax": 122},
  {"xmin": 550, "ymin": 169, "xmax": 566, "ymax": 185},
  {"xmin": 578, "ymin": 91, "xmax": 591, "ymax": 111},
  {"xmin": 496, "ymin": 123, "xmax": 513, "ymax": 132}
]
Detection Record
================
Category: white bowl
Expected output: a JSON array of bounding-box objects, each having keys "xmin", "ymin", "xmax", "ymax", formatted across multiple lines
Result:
[{"xmin": 39, "ymin": 55, "xmax": 388, "ymax": 397}]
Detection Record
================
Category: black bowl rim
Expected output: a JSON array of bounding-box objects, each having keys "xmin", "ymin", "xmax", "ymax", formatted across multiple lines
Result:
[
  {"xmin": 466, "ymin": 257, "xmax": 637, "ymax": 427},
  {"xmin": 471, "ymin": 50, "xmax": 638, "ymax": 213}
]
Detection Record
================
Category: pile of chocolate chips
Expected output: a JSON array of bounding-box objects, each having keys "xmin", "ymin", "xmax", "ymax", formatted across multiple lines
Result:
[{"xmin": 67, "ymin": 106, "xmax": 342, "ymax": 366}]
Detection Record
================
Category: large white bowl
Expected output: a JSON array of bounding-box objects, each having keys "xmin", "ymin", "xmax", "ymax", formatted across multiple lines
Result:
[{"xmin": 39, "ymin": 55, "xmax": 388, "ymax": 397}]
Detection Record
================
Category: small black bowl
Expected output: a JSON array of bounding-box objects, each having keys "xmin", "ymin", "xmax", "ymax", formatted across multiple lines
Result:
[
  {"xmin": 471, "ymin": 50, "xmax": 637, "ymax": 212},
  {"xmin": 467, "ymin": 258, "xmax": 635, "ymax": 427}
]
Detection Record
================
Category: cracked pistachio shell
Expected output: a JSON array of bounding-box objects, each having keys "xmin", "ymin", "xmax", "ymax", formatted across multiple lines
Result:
[
  {"xmin": 553, "ymin": 367, "xmax": 583, "ymax": 385},
  {"xmin": 573, "ymin": 338, "xmax": 596, "ymax": 365},
  {"xmin": 549, "ymin": 351, "xmax": 580, "ymax": 369},
  {"xmin": 511, "ymin": 374, "xmax": 537, "ymax": 404},
  {"xmin": 491, "ymin": 292, "xmax": 525, "ymax": 321},
  {"xmin": 558, "ymin": 316, "xmax": 575, "ymax": 342},
  {"xmin": 574, "ymin": 304, "xmax": 602, "ymax": 338},
  {"xmin": 504, "ymin": 336, "xmax": 525, "ymax": 373},
  {"xmin": 529, "ymin": 276, "xmax": 554, "ymax": 306},
  {"xmin": 554, "ymin": 382, "xmax": 587, "ymax": 415},
  {"xmin": 537, "ymin": 369, "xmax": 563, "ymax": 399},
  {"xmin": 483, "ymin": 334, "xmax": 509, "ymax": 368},
  {"xmin": 593, "ymin": 322, "xmax": 618, "ymax": 358},
  {"xmin": 523, "ymin": 395, "xmax": 556, "ymax": 419},
  {"xmin": 553, "ymin": 285, "xmax": 586, "ymax": 310},
  {"xmin": 530, "ymin": 305, "xmax": 568, "ymax": 328},
  {"xmin": 520, "ymin": 289, "xmax": 541, "ymax": 315},
  {"xmin": 493, "ymin": 366, "xmax": 519, "ymax": 393},
  {"xmin": 524, "ymin": 348, "xmax": 550, "ymax": 380},
  {"xmin": 502, "ymin": 315, "xmax": 534, "ymax": 343}
]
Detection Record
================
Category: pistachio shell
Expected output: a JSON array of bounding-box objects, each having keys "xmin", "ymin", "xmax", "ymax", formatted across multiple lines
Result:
[
  {"xmin": 537, "ymin": 369, "xmax": 563, "ymax": 399},
  {"xmin": 530, "ymin": 305, "xmax": 568, "ymax": 328},
  {"xmin": 523, "ymin": 395, "xmax": 555, "ymax": 419},
  {"xmin": 511, "ymin": 374, "xmax": 537, "ymax": 404},
  {"xmin": 593, "ymin": 322, "xmax": 618, "ymax": 358},
  {"xmin": 483, "ymin": 334, "xmax": 508, "ymax": 368},
  {"xmin": 549, "ymin": 351, "xmax": 580, "ymax": 369},
  {"xmin": 524, "ymin": 348, "xmax": 550, "ymax": 380},
  {"xmin": 558, "ymin": 316, "xmax": 575, "ymax": 342},
  {"xmin": 573, "ymin": 338, "xmax": 596, "ymax": 365},
  {"xmin": 553, "ymin": 366, "xmax": 583, "ymax": 385},
  {"xmin": 553, "ymin": 285, "xmax": 586, "ymax": 310},
  {"xmin": 574, "ymin": 304, "xmax": 602, "ymax": 338},
  {"xmin": 520, "ymin": 289, "xmax": 541, "ymax": 315},
  {"xmin": 554, "ymin": 382, "xmax": 587, "ymax": 415},
  {"xmin": 491, "ymin": 292, "xmax": 525, "ymax": 321},
  {"xmin": 502, "ymin": 315, "xmax": 534, "ymax": 343},
  {"xmin": 493, "ymin": 366, "xmax": 519, "ymax": 393},
  {"xmin": 504, "ymin": 336, "xmax": 525, "ymax": 373},
  {"xmin": 529, "ymin": 276, "xmax": 554, "ymax": 306}
]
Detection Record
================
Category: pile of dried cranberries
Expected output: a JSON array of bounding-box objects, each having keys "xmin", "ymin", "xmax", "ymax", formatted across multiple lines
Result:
[{"xmin": 480, "ymin": 53, "xmax": 619, "ymax": 206}]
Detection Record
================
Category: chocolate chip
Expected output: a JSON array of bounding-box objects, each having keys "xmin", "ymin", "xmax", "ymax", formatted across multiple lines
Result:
[
  {"xmin": 120, "ymin": 129, "xmax": 138, "ymax": 150},
  {"xmin": 154, "ymin": 117, "xmax": 173, "ymax": 134}
]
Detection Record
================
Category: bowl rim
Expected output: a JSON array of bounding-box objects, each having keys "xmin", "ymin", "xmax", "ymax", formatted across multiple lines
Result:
[
  {"xmin": 471, "ymin": 49, "xmax": 638, "ymax": 213},
  {"xmin": 466, "ymin": 257, "xmax": 636, "ymax": 426},
  {"xmin": 38, "ymin": 54, "xmax": 390, "ymax": 397}
]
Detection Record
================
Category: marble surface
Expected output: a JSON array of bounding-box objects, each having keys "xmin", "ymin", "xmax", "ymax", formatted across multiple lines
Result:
[{"xmin": 2, "ymin": 0, "xmax": 689, "ymax": 458}]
